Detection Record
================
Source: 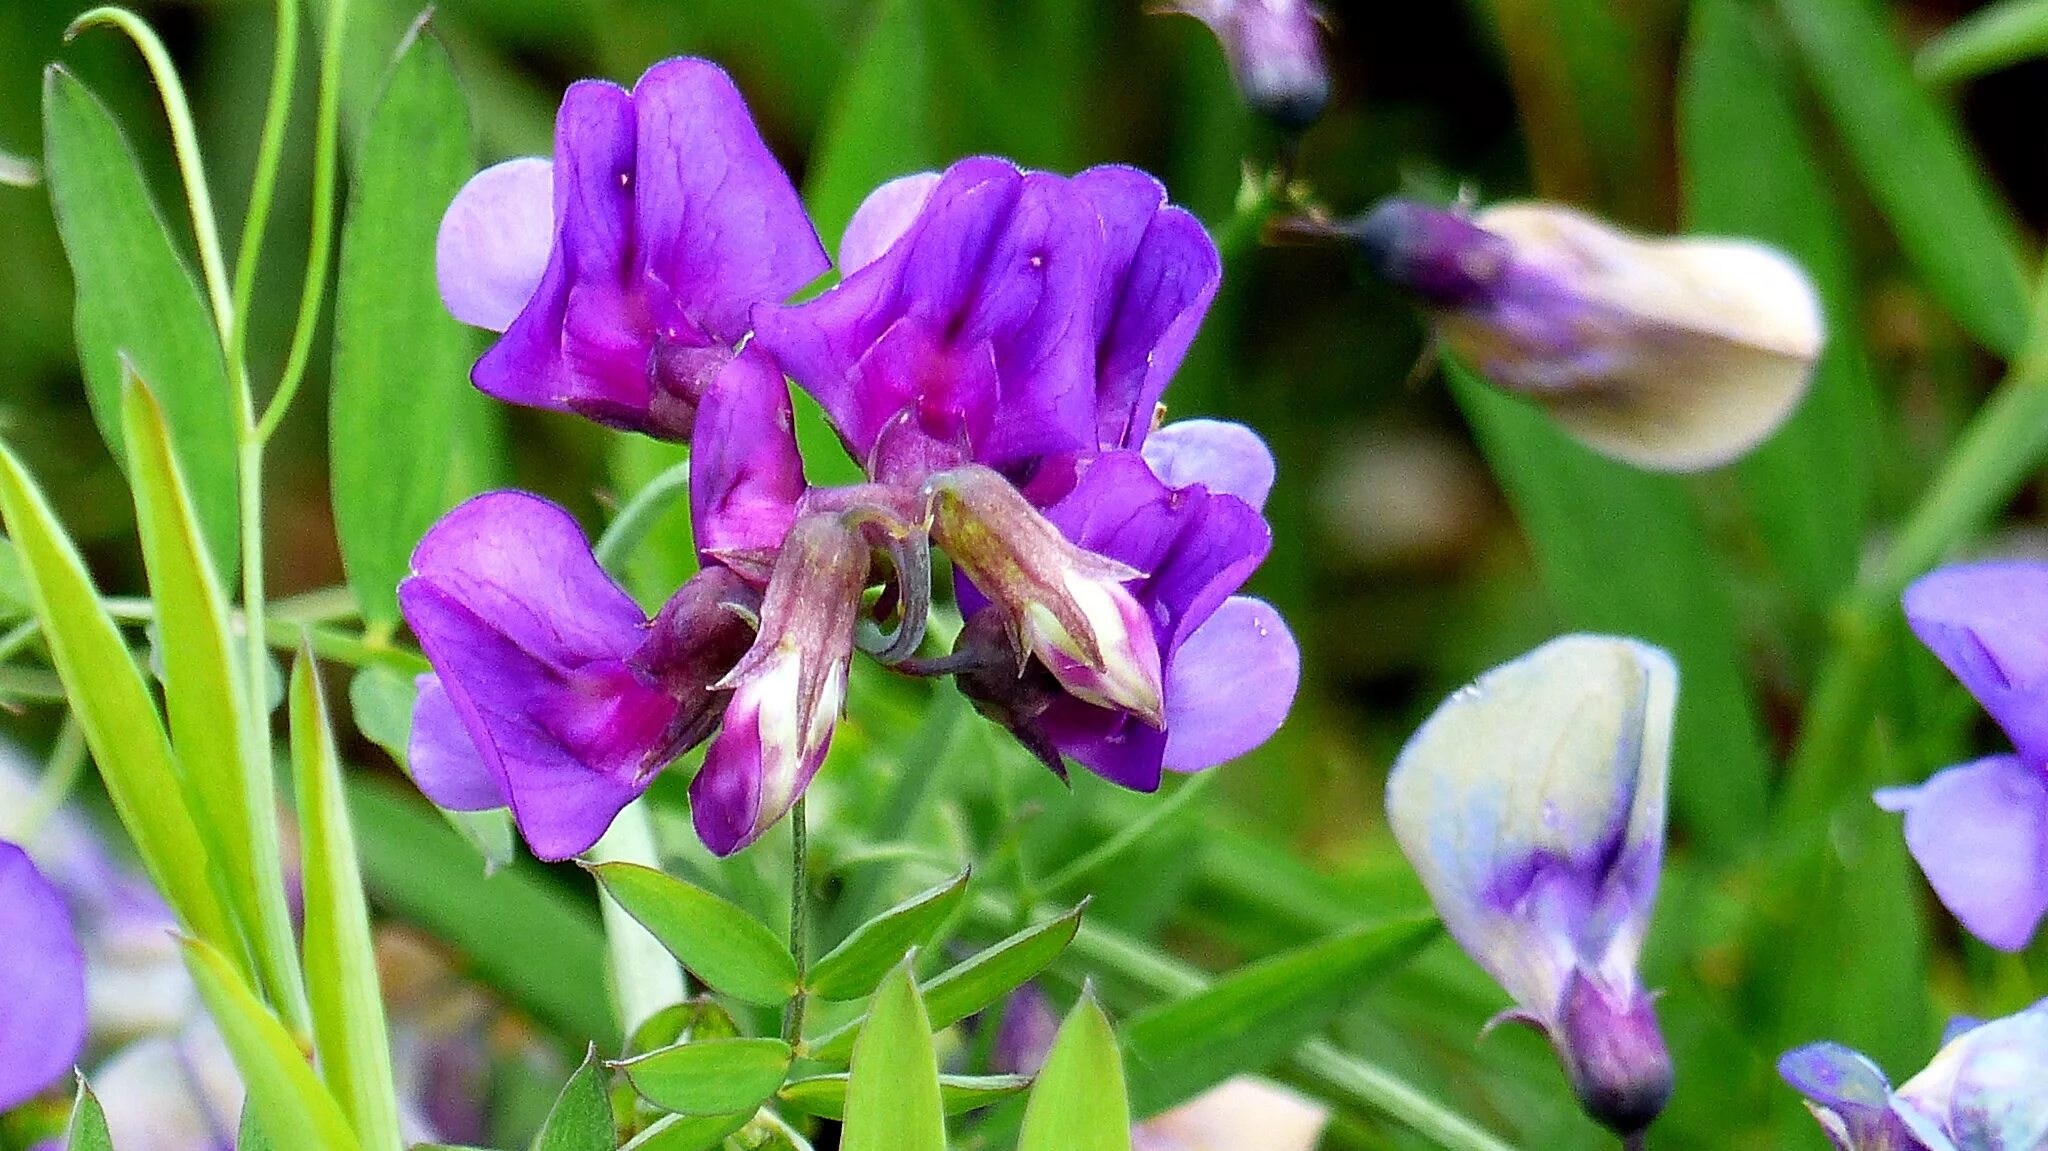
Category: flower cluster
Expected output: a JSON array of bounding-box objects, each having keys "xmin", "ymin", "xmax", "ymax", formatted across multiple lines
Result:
[{"xmin": 409, "ymin": 58, "xmax": 1299, "ymax": 860}]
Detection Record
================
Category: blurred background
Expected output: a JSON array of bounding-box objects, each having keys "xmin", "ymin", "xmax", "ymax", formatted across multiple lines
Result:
[{"xmin": 2, "ymin": 0, "xmax": 2045, "ymax": 1148}]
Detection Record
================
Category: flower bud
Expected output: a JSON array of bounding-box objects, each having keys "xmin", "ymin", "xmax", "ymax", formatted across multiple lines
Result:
[
  {"xmin": 1386, "ymin": 635, "xmax": 1677, "ymax": 1136},
  {"xmin": 927, "ymin": 464, "xmax": 1165, "ymax": 726},
  {"xmin": 691, "ymin": 514, "xmax": 869, "ymax": 855},
  {"xmin": 1351, "ymin": 198, "xmax": 1823, "ymax": 472},
  {"xmin": 1158, "ymin": 1, "xmax": 1332, "ymax": 132}
]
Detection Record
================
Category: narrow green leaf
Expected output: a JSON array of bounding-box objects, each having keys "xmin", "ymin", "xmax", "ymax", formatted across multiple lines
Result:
[
  {"xmin": 64, "ymin": 1077, "xmax": 113, "ymax": 1151},
  {"xmin": 617, "ymin": 1113, "xmax": 754, "ymax": 1151},
  {"xmin": 808, "ymin": 870, "xmax": 970, "ymax": 1001},
  {"xmin": 587, "ymin": 861, "xmax": 799, "ymax": 1006},
  {"xmin": 1775, "ymin": 0, "xmax": 2030, "ymax": 354},
  {"xmin": 1446, "ymin": 363, "xmax": 1770, "ymax": 858},
  {"xmin": 348, "ymin": 664, "xmax": 515, "ymax": 869},
  {"xmin": 1681, "ymin": 0, "xmax": 1881, "ymax": 616},
  {"xmin": 289, "ymin": 647, "xmax": 405, "ymax": 1151},
  {"xmin": 842, "ymin": 959, "xmax": 945, "ymax": 1151},
  {"xmin": 41, "ymin": 65, "xmax": 238, "ymax": 574},
  {"xmin": 1018, "ymin": 994, "xmax": 1131, "ymax": 1151},
  {"xmin": 533, "ymin": 1048, "xmax": 614, "ymax": 1151},
  {"xmin": 331, "ymin": 20, "xmax": 482, "ymax": 626},
  {"xmin": 0, "ymin": 538, "xmax": 32, "ymax": 625},
  {"xmin": 0, "ymin": 443, "xmax": 235, "ymax": 956},
  {"xmin": 780, "ymin": 1073, "xmax": 1032, "ymax": 1120},
  {"xmin": 615, "ymin": 1037, "xmax": 794, "ymax": 1116},
  {"xmin": 1916, "ymin": 0, "xmax": 2048, "ymax": 85},
  {"xmin": 347, "ymin": 776, "xmax": 614, "ymax": 1044},
  {"xmin": 123, "ymin": 372, "xmax": 304, "ymax": 1022},
  {"xmin": 239, "ymin": 1106, "xmax": 273, "ymax": 1151},
  {"xmin": 180, "ymin": 937, "xmax": 363, "ymax": 1151},
  {"xmin": 1121, "ymin": 913, "xmax": 1439, "ymax": 1116},
  {"xmin": 808, "ymin": 898, "xmax": 1088, "ymax": 1062}
]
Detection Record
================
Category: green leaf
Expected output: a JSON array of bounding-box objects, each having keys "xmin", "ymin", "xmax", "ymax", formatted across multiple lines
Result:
[
  {"xmin": 587, "ymin": 862, "xmax": 799, "ymax": 1006},
  {"xmin": 122, "ymin": 372, "xmax": 304, "ymax": 1021},
  {"xmin": 614, "ymin": 1037, "xmax": 794, "ymax": 1116},
  {"xmin": 330, "ymin": 19, "xmax": 484, "ymax": 627},
  {"xmin": 616, "ymin": 1113, "xmax": 754, "ymax": 1151},
  {"xmin": 180, "ymin": 937, "xmax": 363, "ymax": 1151},
  {"xmin": 809, "ymin": 870, "xmax": 969, "ymax": 1000},
  {"xmin": 348, "ymin": 664, "xmax": 515, "ymax": 869},
  {"xmin": 842, "ymin": 959, "xmax": 945, "ymax": 1151},
  {"xmin": 41, "ymin": 65, "xmax": 239, "ymax": 575},
  {"xmin": 289, "ymin": 647, "xmax": 405, "ymax": 1151},
  {"xmin": 0, "ymin": 538, "xmax": 32, "ymax": 625},
  {"xmin": 809, "ymin": 898, "xmax": 1087, "ymax": 1062},
  {"xmin": 347, "ymin": 776, "xmax": 615, "ymax": 1044},
  {"xmin": 779, "ymin": 1073, "xmax": 1031, "ymax": 1120},
  {"xmin": 533, "ymin": 1048, "xmax": 615, "ymax": 1151},
  {"xmin": 1916, "ymin": 0, "xmax": 2048, "ymax": 85},
  {"xmin": 1121, "ymin": 913, "xmax": 1440, "ymax": 1116},
  {"xmin": 1774, "ymin": 0, "xmax": 2030, "ymax": 354},
  {"xmin": 1018, "ymin": 994, "xmax": 1131, "ymax": 1151},
  {"xmin": 0, "ymin": 442, "xmax": 236, "ymax": 957},
  {"xmin": 628, "ymin": 998, "xmax": 743, "ymax": 1057},
  {"xmin": 64, "ymin": 1077, "xmax": 113, "ymax": 1151},
  {"xmin": 1446, "ymin": 363, "xmax": 1770, "ymax": 859}
]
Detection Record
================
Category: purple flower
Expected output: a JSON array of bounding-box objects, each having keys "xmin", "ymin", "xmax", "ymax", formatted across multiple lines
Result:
[
  {"xmin": 1879, "ymin": 562, "xmax": 2048, "ymax": 951},
  {"xmin": 0, "ymin": 839, "xmax": 86, "ymax": 1110},
  {"xmin": 1781, "ymin": 1000, "xmax": 2048, "ymax": 1150},
  {"xmin": 399, "ymin": 491, "xmax": 758, "ymax": 860},
  {"xmin": 436, "ymin": 57, "xmax": 827, "ymax": 439},
  {"xmin": 1155, "ymin": 0, "xmax": 1332, "ymax": 131},
  {"xmin": 1385, "ymin": 635, "xmax": 1678, "ymax": 1136},
  {"xmin": 1349, "ymin": 197, "xmax": 1822, "ymax": 473}
]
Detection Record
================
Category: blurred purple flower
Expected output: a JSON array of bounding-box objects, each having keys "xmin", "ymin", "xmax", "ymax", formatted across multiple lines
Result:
[
  {"xmin": 1385, "ymin": 635, "xmax": 1677, "ymax": 1136},
  {"xmin": 1782, "ymin": 999, "xmax": 2048, "ymax": 1151},
  {"xmin": 1154, "ymin": 0, "xmax": 1332, "ymax": 131},
  {"xmin": 399, "ymin": 491, "xmax": 758, "ymax": 860},
  {"xmin": 436, "ymin": 57, "xmax": 826, "ymax": 439},
  {"xmin": 1879, "ymin": 562, "xmax": 2048, "ymax": 951},
  {"xmin": 0, "ymin": 839, "xmax": 85, "ymax": 1111}
]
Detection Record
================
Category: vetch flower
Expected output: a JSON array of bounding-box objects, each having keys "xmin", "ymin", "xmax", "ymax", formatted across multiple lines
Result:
[
  {"xmin": 692, "ymin": 513, "xmax": 867, "ymax": 856},
  {"xmin": 436, "ymin": 57, "xmax": 827, "ymax": 439},
  {"xmin": 1386, "ymin": 635, "xmax": 1678, "ymax": 1136},
  {"xmin": 1350, "ymin": 198, "xmax": 1823, "ymax": 472},
  {"xmin": 400, "ymin": 491, "xmax": 759, "ymax": 860},
  {"xmin": 1877, "ymin": 562, "xmax": 2048, "ymax": 951},
  {"xmin": 1153, "ymin": 0, "xmax": 1332, "ymax": 131},
  {"xmin": 1781, "ymin": 999, "xmax": 2048, "ymax": 1151},
  {"xmin": 0, "ymin": 839, "xmax": 85, "ymax": 1111}
]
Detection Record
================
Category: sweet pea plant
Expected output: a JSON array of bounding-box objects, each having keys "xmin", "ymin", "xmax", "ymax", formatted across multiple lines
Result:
[{"xmin": 3, "ymin": 1, "xmax": 2048, "ymax": 1150}]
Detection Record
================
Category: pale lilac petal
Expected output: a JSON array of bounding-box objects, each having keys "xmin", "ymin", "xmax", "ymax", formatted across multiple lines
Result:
[
  {"xmin": 437, "ymin": 157, "xmax": 555, "ymax": 332},
  {"xmin": 1141, "ymin": 419, "xmax": 1277, "ymax": 510},
  {"xmin": 408, "ymin": 674, "xmax": 507, "ymax": 811},
  {"xmin": 1778, "ymin": 1043, "xmax": 1924, "ymax": 1151},
  {"xmin": 1876, "ymin": 755, "xmax": 2048, "ymax": 952},
  {"xmin": 690, "ymin": 345, "xmax": 806, "ymax": 565},
  {"xmin": 840, "ymin": 171, "xmax": 941, "ymax": 274},
  {"xmin": 1161, "ymin": 597, "xmax": 1298, "ymax": 771},
  {"xmin": 1904, "ymin": 562, "xmax": 2048, "ymax": 765},
  {"xmin": 629, "ymin": 59, "xmax": 829, "ymax": 341},
  {"xmin": 0, "ymin": 841, "xmax": 86, "ymax": 1110}
]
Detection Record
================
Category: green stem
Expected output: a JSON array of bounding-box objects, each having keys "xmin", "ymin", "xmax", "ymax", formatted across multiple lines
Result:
[
  {"xmin": 1037, "ymin": 770, "xmax": 1216, "ymax": 899},
  {"xmin": 1213, "ymin": 170, "xmax": 1284, "ymax": 266},
  {"xmin": 14, "ymin": 718, "xmax": 87, "ymax": 843},
  {"xmin": 64, "ymin": 8, "xmax": 235, "ymax": 341},
  {"xmin": 784, "ymin": 796, "xmax": 810, "ymax": 1046},
  {"xmin": 589, "ymin": 800, "xmax": 689, "ymax": 1036},
  {"xmin": 255, "ymin": 0, "xmax": 349, "ymax": 444},
  {"xmin": 228, "ymin": 0, "xmax": 301, "ymax": 391},
  {"xmin": 594, "ymin": 459, "xmax": 693, "ymax": 572},
  {"xmin": 100, "ymin": 596, "xmax": 424, "ymax": 674}
]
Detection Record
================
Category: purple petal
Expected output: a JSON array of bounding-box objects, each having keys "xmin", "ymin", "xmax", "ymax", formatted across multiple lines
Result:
[
  {"xmin": 1876, "ymin": 754, "xmax": 2048, "ymax": 952},
  {"xmin": 691, "ymin": 705, "xmax": 766, "ymax": 857},
  {"xmin": 408, "ymin": 674, "xmax": 508, "ymax": 811},
  {"xmin": 1161, "ymin": 596, "xmax": 1298, "ymax": 771},
  {"xmin": 1903, "ymin": 562, "xmax": 2048, "ymax": 764},
  {"xmin": 437, "ymin": 157, "xmax": 555, "ymax": 332},
  {"xmin": 628, "ymin": 59, "xmax": 829, "ymax": 341},
  {"xmin": 691, "ymin": 345, "xmax": 806, "ymax": 565},
  {"xmin": 1778, "ymin": 1042, "xmax": 1927, "ymax": 1151},
  {"xmin": 1071, "ymin": 166, "xmax": 1221, "ymax": 450},
  {"xmin": 0, "ymin": 841, "xmax": 86, "ymax": 1110},
  {"xmin": 840, "ymin": 171, "xmax": 941, "ymax": 274},
  {"xmin": 1141, "ymin": 419, "xmax": 1277, "ymax": 510}
]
